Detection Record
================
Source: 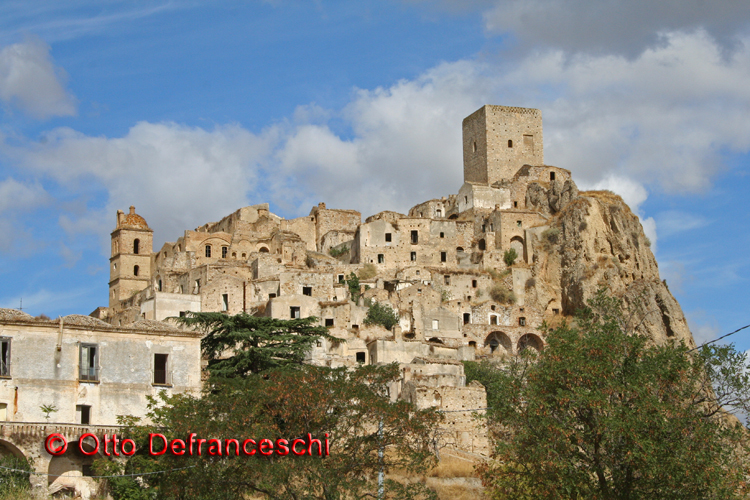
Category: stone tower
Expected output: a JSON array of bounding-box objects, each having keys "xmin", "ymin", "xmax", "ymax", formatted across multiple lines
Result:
[
  {"xmin": 462, "ymin": 105, "xmax": 543, "ymax": 186},
  {"xmin": 109, "ymin": 206, "xmax": 153, "ymax": 308}
]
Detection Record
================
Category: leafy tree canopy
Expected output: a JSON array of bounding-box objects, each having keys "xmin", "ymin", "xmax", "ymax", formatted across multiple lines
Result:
[
  {"xmin": 467, "ymin": 290, "xmax": 750, "ymax": 500},
  {"xmin": 177, "ymin": 312, "xmax": 335, "ymax": 378},
  {"xmin": 364, "ymin": 302, "xmax": 400, "ymax": 331}
]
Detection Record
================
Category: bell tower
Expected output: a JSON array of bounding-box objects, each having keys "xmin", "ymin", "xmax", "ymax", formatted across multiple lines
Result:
[{"xmin": 109, "ymin": 206, "xmax": 153, "ymax": 309}]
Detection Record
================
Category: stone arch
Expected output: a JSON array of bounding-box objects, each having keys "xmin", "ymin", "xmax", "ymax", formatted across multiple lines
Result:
[
  {"xmin": 0, "ymin": 439, "xmax": 27, "ymax": 460},
  {"xmin": 510, "ymin": 236, "xmax": 526, "ymax": 263},
  {"xmin": 484, "ymin": 331, "xmax": 512, "ymax": 355},
  {"xmin": 518, "ymin": 333, "xmax": 543, "ymax": 353},
  {"xmin": 448, "ymin": 214, "xmax": 458, "ymax": 220},
  {"xmin": 258, "ymin": 246, "xmax": 270, "ymax": 253}
]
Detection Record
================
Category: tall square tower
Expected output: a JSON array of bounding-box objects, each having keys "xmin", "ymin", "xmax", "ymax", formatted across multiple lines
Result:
[{"xmin": 462, "ymin": 105, "xmax": 543, "ymax": 186}]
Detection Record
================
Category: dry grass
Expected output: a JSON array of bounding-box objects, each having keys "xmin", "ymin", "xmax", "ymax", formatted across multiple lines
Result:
[
  {"xmin": 358, "ymin": 263, "xmax": 377, "ymax": 280},
  {"xmin": 427, "ymin": 455, "xmax": 479, "ymax": 478},
  {"xmin": 430, "ymin": 483, "xmax": 485, "ymax": 500},
  {"xmin": 489, "ymin": 285, "xmax": 516, "ymax": 305}
]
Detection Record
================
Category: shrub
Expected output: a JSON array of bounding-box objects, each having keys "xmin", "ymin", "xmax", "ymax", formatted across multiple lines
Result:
[
  {"xmin": 364, "ymin": 302, "xmax": 399, "ymax": 330},
  {"xmin": 525, "ymin": 277, "xmax": 536, "ymax": 289},
  {"xmin": 345, "ymin": 273, "xmax": 361, "ymax": 303},
  {"xmin": 329, "ymin": 246, "xmax": 349, "ymax": 258},
  {"xmin": 503, "ymin": 248, "xmax": 518, "ymax": 267},
  {"xmin": 489, "ymin": 285, "xmax": 516, "ymax": 305},
  {"xmin": 541, "ymin": 227, "xmax": 560, "ymax": 248},
  {"xmin": 358, "ymin": 263, "xmax": 377, "ymax": 280},
  {"xmin": 0, "ymin": 455, "xmax": 32, "ymax": 496}
]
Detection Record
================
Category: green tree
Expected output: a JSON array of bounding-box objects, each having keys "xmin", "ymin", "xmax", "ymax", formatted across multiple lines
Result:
[
  {"xmin": 344, "ymin": 272, "xmax": 361, "ymax": 303},
  {"xmin": 177, "ymin": 312, "xmax": 334, "ymax": 378},
  {"xmin": 118, "ymin": 364, "xmax": 440, "ymax": 500},
  {"xmin": 364, "ymin": 302, "xmax": 400, "ymax": 331},
  {"xmin": 503, "ymin": 248, "xmax": 517, "ymax": 267},
  {"xmin": 467, "ymin": 290, "xmax": 750, "ymax": 499}
]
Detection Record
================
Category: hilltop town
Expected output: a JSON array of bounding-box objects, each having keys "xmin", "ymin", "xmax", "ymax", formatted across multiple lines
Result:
[{"xmin": 0, "ymin": 105, "xmax": 696, "ymax": 492}]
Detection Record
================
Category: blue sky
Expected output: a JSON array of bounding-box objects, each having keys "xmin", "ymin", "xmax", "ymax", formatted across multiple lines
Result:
[{"xmin": 0, "ymin": 1, "xmax": 748, "ymax": 350}]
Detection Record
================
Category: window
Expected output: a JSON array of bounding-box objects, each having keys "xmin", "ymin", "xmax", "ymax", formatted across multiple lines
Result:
[
  {"xmin": 519, "ymin": 317, "xmax": 526, "ymax": 326},
  {"xmin": 411, "ymin": 251, "xmax": 417, "ymax": 261},
  {"xmin": 491, "ymin": 305, "xmax": 496, "ymax": 311},
  {"xmin": 490, "ymin": 223, "xmax": 494, "ymax": 232},
  {"xmin": 514, "ymin": 201, "xmax": 518, "ymax": 208},
  {"xmin": 508, "ymin": 139, "xmax": 513, "ymax": 147},
  {"xmin": 473, "ymin": 141, "xmax": 477, "ymax": 152},
  {"xmin": 463, "ymin": 313, "xmax": 470, "ymax": 324},
  {"xmin": 303, "ymin": 286, "xmax": 312, "ymax": 296},
  {"xmin": 79, "ymin": 344, "xmax": 98, "ymax": 382},
  {"xmin": 133, "ymin": 265, "xmax": 139, "ymax": 277},
  {"xmin": 490, "ymin": 315, "xmax": 498, "ymax": 325},
  {"xmin": 205, "ymin": 245, "xmax": 211, "ymax": 258},
  {"xmin": 517, "ymin": 220, "xmax": 522, "ymax": 227},
  {"xmin": 472, "ymin": 280, "xmax": 477, "ymax": 288},
  {"xmin": 158, "ymin": 279, "xmax": 162, "ymax": 292},
  {"xmin": 222, "ymin": 246, "xmax": 228, "ymax": 258},
  {"xmin": 0, "ymin": 338, "xmax": 9, "ymax": 377},
  {"xmin": 552, "ymin": 308, "xmax": 560, "ymax": 315},
  {"xmin": 338, "ymin": 274, "xmax": 345, "ymax": 283},
  {"xmin": 482, "ymin": 224, "xmax": 486, "ymax": 232},
  {"xmin": 325, "ymin": 318, "xmax": 334, "ymax": 327},
  {"xmin": 154, "ymin": 354, "xmax": 170, "ymax": 385},
  {"xmin": 133, "ymin": 239, "xmax": 140, "ymax": 254},
  {"xmin": 290, "ymin": 307, "xmax": 300, "ymax": 319},
  {"xmin": 432, "ymin": 319, "xmax": 439, "ymax": 330},
  {"xmin": 194, "ymin": 279, "xmax": 200, "ymax": 294},
  {"xmin": 436, "ymin": 209, "xmax": 442, "ymax": 217},
  {"xmin": 232, "ymin": 252, "xmax": 237, "ymax": 258},
  {"xmin": 478, "ymin": 239, "xmax": 486, "ymax": 251},
  {"xmin": 179, "ymin": 311, "xmax": 187, "ymax": 318},
  {"xmin": 550, "ymin": 172, "xmax": 556, "ymax": 181},
  {"xmin": 0, "ymin": 403, "xmax": 6, "ymax": 421},
  {"xmin": 464, "ymin": 196, "xmax": 468, "ymax": 203},
  {"xmin": 76, "ymin": 405, "xmax": 91, "ymax": 425},
  {"xmin": 269, "ymin": 293, "xmax": 276, "ymax": 298},
  {"xmin": 221, "ymin": 294, "xmax": 229, "ymax": 311},
  {"xmin": 385, "ymin": 233, "xmax": 392, "ymax": 242},
  {"xmin": 441, "ymin": 252, "xmax": 447, "ymax": 262},
  {"xmin": 378, "ymin": 254, "xmax": 384, "ymax": 264},
  {"xmin": 444, "ymin": 275, "xmax": 450, "ymax": 285},
  {"xmin": 411, "ymin": 230, "xmax": 419, "ymax": 244},
  {"xmin": 440, "ymin": 232, "xmax": 445, "ymax": 238},
  {"xmin": 356, "ymin": 352, "xmax": 366, "ymax": 363}
]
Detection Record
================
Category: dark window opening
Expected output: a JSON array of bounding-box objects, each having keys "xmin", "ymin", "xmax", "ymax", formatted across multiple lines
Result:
[
  {"xmin": 303, "ymin": 286, "xmax": 312, "ymax": 296},
  {"xmin": 411, "ymin": 251, "xmax": 417, "ymax": 261},
  {"xmin": 508, "ymin": 139, "xmax": 513, "ymax": 148},
  {"xmin": 221, "ymin": 294, "xmax": 229, "ymax": 311},
  {"xmin": 478, "ymin": 239, "xmax": 486, "ymax": 251},
  {"xmin": 205, "ymin": 245, "xmax": 211, "ymax": 258},
  {"xmin": 269, "ymin": 293, "xmax": 276, "ymax": 298},
  {"xmin": 158, "ymin": 279, "xmax": 163, "ymax": 292},
  {"xmin": 133, "ymin": 265, "xmax": 139, "ymax": 277},
  {"xmin": 514, "ymin": 201, "xmax": 518, "ymax": 208},
  {"xmin": 325, "ymin": 318, "xmax": 334, "ymax": 327},
  {"xmin": 491, "ymin": 305, "xmax": 496, "ymax": 311},
  {"xmin": 133, "ymin": 239, "xmax": 140, "ymax": 254},
  {"xmin": 338, "ymin": 274, "xmax": 345, "ymax": 283},
  {"xmin": 472, "ymin": 280, "xmax": 477, "ymax": 288},
  {"xmin": 519, "ymin": 317, "xmax": 526, "ymax": 326},
  {"xmin": 411, "ymin": 230, "xmax": 419, "ymax": 244},
  {"xmin": 352, "ymin": 324, "xmax": 359, "ymax": 329},
  {"xmin": 179, "ymin": 311, "xmax": 187, "ymax": 318},
  {"xmin": 385, "ymin": 233, "xmax": 392, "ymax": 242},
  {"xmin": 377, "ymin": 254, "xmax": 385, "ymax": 264},
  {"xmin": 440, "ymin": 232, "xmax": 445, "ymax": 238},
  {"xmin": 552, "ymin": 308, "xmax": 560, "ymax": 315},
  {"xmin": 222, "ymin": 246, "xmax": 228, "ymax": 258},
  {"xmin": 356, "ymin": 352, "xmax": 366, "ymax": 363},
  {"xmin": 154, "ymin": 353, "xmax": 169, "ymax": 385},
  {"xmin": 441, "ymin": 252, "xmax": 447, "ymax": 262},
  {"xmin": 77, "ymin": 405, "xmax": 91, "ymax": 425},
  {"xmin": 469, "ymin": 341, "xmax": 476, "ymax": 347},
  {"xmin": 0, "ymin": 338, "xmax": 10, "ymax": 377},
  {"xmin": 290, "ymin": 306, "xmax": 300, "ymax": 319},
  {"xmin": 550, "ymin": 172, "xmax": 556, "ymax": 181},
  {"xmin": 82, "ymin": 464, "xmax": 94, "ymax": 477},
  {"xmin": 463, "ymin": 313, "xmax": 470, "ymax": 324},
  {"xmin": 444, "ymin": 275, "xmax": 450, "ymax": 285},
  {"xmin": 473, "ymin": 141, "xmax": 477, "ymax": 152},
  {"xmin": 79, "ymin": 344, "xmax": 98, "ymax": 382},
  {"xmin": 490, "ymin": 315, "xmax": 498, "ymax": 325},
  {"xmin": 517, "ymin": 220, "xmax": 522, "ymax": 227},
  {"xmin": 482, "ymin": 224, "xmax": 486, "ymax": 232}
]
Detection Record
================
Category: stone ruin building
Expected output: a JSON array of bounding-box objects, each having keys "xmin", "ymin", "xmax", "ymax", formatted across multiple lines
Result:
[{"xmin": 0, "ymin": 105, "xmax": 697, "ymax": 492}]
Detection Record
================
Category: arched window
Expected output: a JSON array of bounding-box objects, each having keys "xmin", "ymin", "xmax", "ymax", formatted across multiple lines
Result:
[
  {"xmin": 205, "ymin": 245, "xmax": 211, "ymax": 258},
  {"xmin": 133, "ymin": 239, "xmax": 140, "ymax": 254},
  {"xmin": 134, "ymin": 265, "xmax": 139, "ymax": 277}
]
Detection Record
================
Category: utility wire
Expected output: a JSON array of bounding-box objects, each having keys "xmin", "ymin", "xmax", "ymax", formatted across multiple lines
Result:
[
  {"xmin": 689, "ymin": 323, "xmax": 750, "ymax": 352},
  {"xmin": 0, "ymin": 464, "xmax": 196, "ymax": 479}
]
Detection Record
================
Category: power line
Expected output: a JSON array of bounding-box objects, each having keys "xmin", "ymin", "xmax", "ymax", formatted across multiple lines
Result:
[
  {"xmin": 0, "ymin": 463, "xmax": 196, "ymax": 479},
  {"xmin": 689, "ymin": 323, "xmax": 750, "ymax": 352}
]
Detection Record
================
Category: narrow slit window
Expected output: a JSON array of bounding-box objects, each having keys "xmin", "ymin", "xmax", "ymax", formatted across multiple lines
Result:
[
  {"xmin": 222, "ymin": 246, "xmax": 228, "ymax": 258},
  {"xmin": 463, "ymin": 313, "xmax": 470, "ymax": 324},
  {"xmin": 154, "ymin": 354, "xmax": 169, "ymax": 385},
  {"xmin": 133, "ymin": 265, "xmax": 139, "ymax": 277},
  {"xmin": 205, "ymin": 245, "xmax": 211, "ymax": 258},
  {"xmin": 411, "ymin": 230, "xmax": 419, "ymax": 244},
  {"xmin": 378, "ymin": 254, "xmax": 384, "ymax": 264},
  {"xmin": 133, "ymin": 239, "xmax": 140, "ymax": 254},
  {"xmin": 441, "ymin": 252, "xmax": 447, "ymax": 262},
  {"xmin": 221, "ymin": 293, "xmax": 229, "ymax": 311}
]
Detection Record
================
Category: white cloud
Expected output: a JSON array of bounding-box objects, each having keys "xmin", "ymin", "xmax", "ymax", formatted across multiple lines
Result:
[
  {"xmin": 686, "ymin": 310, "xmax": 721, "ymax": 346},
  {"xmin": 0, "ymin": 177, "xmax": 48, "ymax": 212},
  {"xmin": 655, "ymin": 210, "xmax": 710, "ymax": 238},
  {"xmin": 0, "ymin": 37, "xmax": 76, "ymax": 119},
  {"xmin": 5, "ymin": 121, "xmax": 278, "ymax": 246}
]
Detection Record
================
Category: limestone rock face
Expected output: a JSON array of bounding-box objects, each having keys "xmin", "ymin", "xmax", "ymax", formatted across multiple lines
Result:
[
  {"xmin": 531, "ymin": 190, "xmax": 693, "ymax": 346},
  {"xmin": 525, "ymin": 179, "xmax": 580, "ymax": 215}
]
